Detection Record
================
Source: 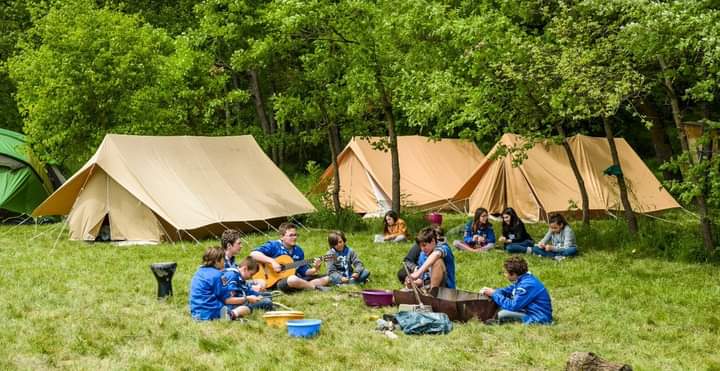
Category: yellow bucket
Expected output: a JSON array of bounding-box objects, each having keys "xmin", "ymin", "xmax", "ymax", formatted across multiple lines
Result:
[{"xmin": 263, "ymin": 311, "xmax": 305, "ymax": 328}]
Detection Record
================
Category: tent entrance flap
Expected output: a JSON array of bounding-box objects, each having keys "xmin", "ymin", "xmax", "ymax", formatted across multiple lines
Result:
[{"xmin": 67, "ymin": 168, "xmax": 162, "ymax": 242}]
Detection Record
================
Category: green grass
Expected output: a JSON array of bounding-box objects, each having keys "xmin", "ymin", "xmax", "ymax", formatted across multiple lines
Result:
[{"xmin": 1, "ymin": 217, "xmax": 719, "ymax": 370}]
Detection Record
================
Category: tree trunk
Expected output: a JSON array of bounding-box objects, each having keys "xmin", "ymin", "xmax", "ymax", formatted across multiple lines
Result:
[
  {"xmin": 659, "ymin": 56, "xmax": 716, "ymax": 255},
  {"xmin": 635, "ymin": 97, "xmax": 676, "ymax": 180},
  {"xmin": 268, "ymin": 79, "xmax": 283, "ymax": 167},
  {"xmin": 322, "ymin": 104, "xmax": 343, "ymax": 214},
  {"xmin": 375, "ymin": 71, "xmax": 401, "ymax": 213},
  {"xmin": 698, "ymin": 106, "xmax": 716, "ymax": 256},
  {"xmin": 603, "ymin": 117, "xmax": 638, "ymax": 234},
  {"xmin": 248, "ymin": 69, "xmax": 278, "ymax": 163},
  {"xmin": 556, "ymin": 123, "xmax": 590, "ymax": 226}
]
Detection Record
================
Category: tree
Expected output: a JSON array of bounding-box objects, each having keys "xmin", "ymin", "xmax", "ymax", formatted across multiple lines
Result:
[
  {"xmin": 7, "ymin": 1, "xmax": 208, "ymax": 169},
  {"xmin": 618, "ymin": 0, "xmax": 719, "ymax": 254}
]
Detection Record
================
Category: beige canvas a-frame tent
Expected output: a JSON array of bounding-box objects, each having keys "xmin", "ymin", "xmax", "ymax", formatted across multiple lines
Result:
[
  {"xmin": 453, "ymin": 133, "xmax": 680, "ymax": 222},
  {"xmin": 319, "ymin": 136, "xmax": 485, "ymax": 215},
  {"xmin": 33, "ymin": 134, "xmax": 315, "ymax": 242}
]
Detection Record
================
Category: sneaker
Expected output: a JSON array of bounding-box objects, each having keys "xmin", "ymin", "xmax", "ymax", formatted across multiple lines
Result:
[
  {"xmin": 315, "ymin": 285, "xmax": 331, "ymax": 292},
  {"xmin": 554, "ymin": 256, "xmax": 566, "ymax": 262},
  {"xmin": 227, "ymin": 309, "xmax": 238, "ymax": 321},
  {"xmin": 484, "ymin": 318, "xmax": 500, "ymax": 326}
]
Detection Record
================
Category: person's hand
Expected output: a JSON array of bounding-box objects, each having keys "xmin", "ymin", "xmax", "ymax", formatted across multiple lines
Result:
[
  {"xmin": 313, "ymin": 258, "xmax": 322, "ymax": 269},
  {"xmin": 409, "ymin": 271, "xmax": 420, "ymax": 281},
  {"xmin": 351, "ymin": 272, "xmax": 359, "ymax": 279},
  {"xmin": 341, "ymin": 277, "xmax": 349, "ymax": 283},
  {"xmin": 479, "ymin": 235, "xmax": 486, "ymax": 243},
  {"xmin": 498, "ymin": 236, "xmax": 507, "ymax": 243},
  {"xmin": 246, "ymin": 295, "xmax": 261, "ymax": 304},
  {"xmin": 480, "ymin": 287, "xmax": 495, "ymax": 296},
  {"xmin": 271, "ymin": 260, "xmax": 282, "ymax": 272},
  {"xmin": 251, "ymin": 284, "xmax": 265, "ymax": 292},
  {"xmin": 473, "ymin": 235, "xmax": 480, "ymax": 242},
  {"xmin": 538, "ymin": 242, "xmax": 546, "ymax": 250}
]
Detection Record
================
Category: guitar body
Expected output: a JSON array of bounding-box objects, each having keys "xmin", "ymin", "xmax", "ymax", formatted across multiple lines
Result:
[{"xmin": 252, "ymin": 255, "xmax": 298, "ymax": 288}]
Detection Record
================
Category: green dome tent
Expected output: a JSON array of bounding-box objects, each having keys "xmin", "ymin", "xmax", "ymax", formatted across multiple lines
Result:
[{"xmin": 0, "ymin": 128, "xmax": 56, "ymax": 216}]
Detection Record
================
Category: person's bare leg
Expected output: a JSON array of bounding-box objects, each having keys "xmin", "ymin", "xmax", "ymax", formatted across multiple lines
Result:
[
  {"xmin": 287, "ymin": 275, "xmax": 317, "ymax": 290},
  {"xmin": 429, "ymin": 259, "xmax": 447, "ymax": 289},
  {"xmin": 309, "ymin": 276, "xmax": 331, "ymax": 287}
]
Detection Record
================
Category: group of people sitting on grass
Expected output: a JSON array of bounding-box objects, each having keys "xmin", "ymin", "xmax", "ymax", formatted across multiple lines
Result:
[{"xmin": 190, "ymin": 206, "xmax": 574, "ymax": 325}]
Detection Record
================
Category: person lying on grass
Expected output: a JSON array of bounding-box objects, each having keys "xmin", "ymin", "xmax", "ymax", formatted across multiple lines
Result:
[
  {"xmin": 326, "ymin": 230, "xmax": 370, "ymax": 285},
  {"xmin": 407, "ymin": 225, "xmax": 456, "ymax": 291},
  {"xmin": 250, "ymin": 222, "xmax": 331, "ymax": 293},
  {"xmin": 222, "ymin": 257, "xmax": 273, "ymax": 321},
  {"xmin": 480, "ymin": 256, "xmax": 553, "ymax": 325},
  {"xmin": 189, "ymin": 246, "xmax": 231, "ymax": 321},
  {"xmin": 453, "ymin": 207, "xmax": 496, "ymax": 252},
  {"xmin": 532, "ymin": 213, "xmax": 578, "ymax": 260}
]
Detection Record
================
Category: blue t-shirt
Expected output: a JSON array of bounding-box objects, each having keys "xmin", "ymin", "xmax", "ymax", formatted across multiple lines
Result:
[
  {"xmin": 224, "ymin": 255, "xmax": 236, "ymax": 269},
  {"xmin": 189, "ymin": 266, "xmax": 230, "ymax": 320},
  {"xmin": 254, "ymin": 240, "xmax": 309, "ymax": 277},
  {"xmin": 222, "ymin": 268, "xmax": 260, "ymax": 310},
  {"xmin": 417, "ymin": 242, "xmax": 456, "ymax": 289}
]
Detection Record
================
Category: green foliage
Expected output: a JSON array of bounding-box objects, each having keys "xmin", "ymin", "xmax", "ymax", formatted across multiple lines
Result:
[{"xmin": 7, "ymin": 1, "xmax": 211, "ymax": 170}]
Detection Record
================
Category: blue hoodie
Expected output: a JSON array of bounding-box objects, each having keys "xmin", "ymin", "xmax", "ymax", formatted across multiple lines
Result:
[
  {"xmin": 189, "ymin": 266, "xmax": 229, "ymax": 320},
  {"xmin": 491, "ymin": 272, "xmax": 553, "ymax": 324},
  {"xmin": 463, "ymin": 221, "xmax": 496, "ymax": 246}
]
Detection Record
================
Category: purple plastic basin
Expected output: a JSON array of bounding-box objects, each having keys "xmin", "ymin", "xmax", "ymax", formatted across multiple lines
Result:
[{"xmin": 361, "ymin": 289, "xmax": 394, "ymax": 307}]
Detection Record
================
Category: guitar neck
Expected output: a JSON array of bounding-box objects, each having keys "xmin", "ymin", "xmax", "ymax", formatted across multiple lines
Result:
[{"xmin": 280, "ymin": 255, "xmax": 331, "ymax": 271}]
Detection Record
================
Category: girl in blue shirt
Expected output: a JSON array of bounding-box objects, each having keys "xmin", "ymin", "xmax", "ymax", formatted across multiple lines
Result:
[{"xmin": 453, "ymin": 207, "xmax": 496, "ymax": 252}]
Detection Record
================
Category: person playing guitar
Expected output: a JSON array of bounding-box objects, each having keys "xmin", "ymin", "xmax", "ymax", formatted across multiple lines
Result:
[{"xmin": 250, "ymin": 222, "xmax": 332, "ymax": 293}]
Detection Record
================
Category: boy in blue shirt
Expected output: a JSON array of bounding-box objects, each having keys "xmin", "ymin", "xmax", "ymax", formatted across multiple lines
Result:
[
  {"xmin": 326, "ymin": 230, "xmax": 370, "ymax": 285},
  {"xmin": 223, "ymin": 257, "xmax": 273, "ymax": 320},
  {"xmin": 189, "ymin": 247, "xmax": 230, "ymax": 321},
  {"xmin": 408, "ymin": 226, "xmax": 456, "ymax": 290},
  {"xmin": 481, "ymin": 256, "xmax": 553, "ymax": 325},
  {"xmin": 250, "ymin": 222, "xmax": 330, "ymax": 293}
]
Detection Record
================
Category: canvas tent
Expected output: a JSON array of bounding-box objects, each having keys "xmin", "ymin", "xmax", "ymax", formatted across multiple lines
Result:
[
  {"xmin": 33, "ymin": 134, "xmax": 315, "ymax": 242},
  {"xmin": 319, "ymin": 136, "xmax": 485, "ymax": 215},
  {"xmin": 0, "ymin": 128, "xmax": 58, "ymax": 216},
  {"xmin": 453, "ymin": 133, "xmax": 680, "ymax": 222}
]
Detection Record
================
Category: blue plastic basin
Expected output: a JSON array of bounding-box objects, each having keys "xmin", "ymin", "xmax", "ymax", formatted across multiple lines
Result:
[{"xmin": 287, "ymin": 319, "xmax": 322, "ymax": 338}]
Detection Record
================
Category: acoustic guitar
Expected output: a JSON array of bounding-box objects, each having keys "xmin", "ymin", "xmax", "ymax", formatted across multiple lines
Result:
[{"xmin": 252, "ymin": 254, "xmax": 335, "ymax": 288}]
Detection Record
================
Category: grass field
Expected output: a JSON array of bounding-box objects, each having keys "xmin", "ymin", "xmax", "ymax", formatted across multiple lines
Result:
[{"xmin": 1, "ymin": 217, "xmax": 719, "ymax": 370}]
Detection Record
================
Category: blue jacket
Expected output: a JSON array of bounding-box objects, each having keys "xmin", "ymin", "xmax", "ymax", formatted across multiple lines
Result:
[
  {"xmin": 491, "ymin": 272, "xmax": 552, "ymax": 324},
  {"xmin": 417, "ymin": 242, "xmax": 456, "ymax": 289},
  {"xmin": 222, "ymin": 268, "xmax": 260, "ymax": 310},
  {"xmin": 254, "ymin": 240, "xmax": 309, "ymax": 277},
  {"xmin": 189, "ymin": 266, "xmax": 229, "ymax": 320},
  {"xmin": 463, "ymin": 221, "xmax": 496, "ymax": 246}
]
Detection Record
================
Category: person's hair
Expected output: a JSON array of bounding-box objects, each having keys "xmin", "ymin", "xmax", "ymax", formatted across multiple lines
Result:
[
  {"xmin": 201, "ymin": 246, "xmax": 225, "ymax": 267},
  {"xmin": 415, "ymin": 227, "xmax": 437, "ymax": 245},
  {"xmin": 472, "ymin": 207, "xmax": 490, "ymax": 233},
  {"xmin": 548, "ymin": 213, "xmax": 567, "ymax": 228},
  {"xmin": 383, "ymin": 210, "xmax": 399, "ymax": 234},
  {"xmin": 501, "ymin": 207, "xmax": 522, "ymax": 235},
  {"xmin": 220, "ymin": 229, "xmax": 241, "ymax": 250},
  {"xmin": 504, "ymin": 256, "xmax": 528, "ymax": 276},
  {"xmin": 328, "ymin": 230, "xmax": 347, "ymax": 248},
  {"xmin": 238, "ymin": 256, "xmax": 259, "ymax": 273},
  {"xmin": 278, "ymin": 222, "xmax": 297, "ymax": 237},
  {"xmin": 430, "ymin": 224, "xmax": 444, "ymax": 239}
]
